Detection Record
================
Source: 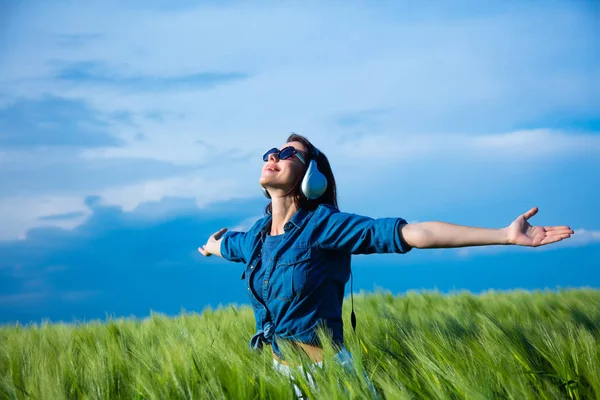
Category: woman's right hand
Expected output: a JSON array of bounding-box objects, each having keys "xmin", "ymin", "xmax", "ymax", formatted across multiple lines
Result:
[{"xmin": 198, "ymin": 228, "xmax": 227, "ymax": 257}]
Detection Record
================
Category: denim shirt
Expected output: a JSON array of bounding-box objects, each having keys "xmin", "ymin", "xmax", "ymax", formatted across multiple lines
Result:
[{"xmin": 220, "ymin": 204, "xmax": 412, "ymax": 358}]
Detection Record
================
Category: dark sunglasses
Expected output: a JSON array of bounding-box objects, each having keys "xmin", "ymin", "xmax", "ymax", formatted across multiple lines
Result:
[{"xmin": 262, "ymin": 146, "xmax": 306, "ymax": 164}]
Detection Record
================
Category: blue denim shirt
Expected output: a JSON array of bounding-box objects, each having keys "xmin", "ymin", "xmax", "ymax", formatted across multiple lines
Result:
[{"xmin": 220, "ymin": 204, "xmax": 412, "ymax": 357}]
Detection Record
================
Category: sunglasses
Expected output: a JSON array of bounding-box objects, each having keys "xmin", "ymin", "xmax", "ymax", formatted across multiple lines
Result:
[{"xmin": 262, "ymin": 146, "xmax": 306, "ymax": 164}]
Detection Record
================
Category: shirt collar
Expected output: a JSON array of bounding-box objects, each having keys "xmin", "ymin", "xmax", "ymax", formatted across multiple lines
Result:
[
  {"xmin": 288, "ymin": 208, "xmax": 310, "ymax": 229},
  {"xmin": 254, "ymin": 208, "xmax": 311, "ymax": 237}
]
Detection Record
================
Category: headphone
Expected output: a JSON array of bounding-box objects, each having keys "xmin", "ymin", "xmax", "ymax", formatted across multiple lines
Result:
[{"xmin": 262, "ymin": 146, "xmax": 328, "ymax": 200}]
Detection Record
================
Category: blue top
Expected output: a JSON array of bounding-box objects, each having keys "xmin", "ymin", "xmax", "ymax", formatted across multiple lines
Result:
[
  {"xmin": 220, "ymin": 204, "xmax": 412, "ymax": 358},
  {"xmin": 251, "ymin": 234, "xmax": 284, "ymax": 302}
]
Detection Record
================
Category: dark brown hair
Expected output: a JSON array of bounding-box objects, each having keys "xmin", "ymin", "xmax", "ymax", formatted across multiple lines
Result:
[{"xmin": 265, "ymin": 133, "xmax": 338, "ymax": 215}]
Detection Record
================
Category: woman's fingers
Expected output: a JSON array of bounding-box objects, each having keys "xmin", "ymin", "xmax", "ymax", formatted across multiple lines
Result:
[
  {"xmin": 212, "ymin": 228, "xmax": 228, "ymax": 240},
  {"xmin": 522, "ymin": 207, "xmax": 539, "ymax": 220},
  {"xmin": 198, "ymin": 245, "xmax": 211, "ymax": 257},
  {"xmin": 545, "ymin": 230, "xmax": 573, "ymax": 237},
  {"xmin": 544, "ymin": 226, "xmax": 574, "ymax": 234},
  {"xmin": 199, "ymin": 228, "xmax": 227, "ymax": 257},
  {"xmin": 540, "ymin": 233, "xmax": 571, "ymax": 245},
  {"xmin": 544, "ymin": 225, "xmax": 571, "ymax": 231}
]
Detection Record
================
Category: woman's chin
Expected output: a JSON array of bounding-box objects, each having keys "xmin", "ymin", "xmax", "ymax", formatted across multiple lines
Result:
[{"xmin": 260, "ymin": 173, "xmax": 281, "ymax": 186}]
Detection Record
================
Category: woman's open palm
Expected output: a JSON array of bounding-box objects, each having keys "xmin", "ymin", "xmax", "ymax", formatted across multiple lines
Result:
[
  {"xmin": 198, "ymin": 228, "xmax": 227, "ymax": 257},
  {"xmin": 507, "ymin": 207, "xmax": 573, "ymax": 247}
]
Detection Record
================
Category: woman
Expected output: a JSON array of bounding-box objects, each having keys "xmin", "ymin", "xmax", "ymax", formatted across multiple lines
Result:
[{"xmin": 198, "ymin": 133, "xmax": 573, "ymax": 389}]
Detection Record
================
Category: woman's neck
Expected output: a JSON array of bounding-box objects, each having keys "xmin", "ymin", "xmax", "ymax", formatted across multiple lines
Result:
[{"xmin": 270, "ymin": 196, "xmax": 298, "ymax": 236}]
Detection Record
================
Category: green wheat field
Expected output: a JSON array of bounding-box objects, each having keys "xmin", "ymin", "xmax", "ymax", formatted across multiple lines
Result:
[{"xmin": 1, "ymin": 288, "xmax": 599, "ymax": 399}]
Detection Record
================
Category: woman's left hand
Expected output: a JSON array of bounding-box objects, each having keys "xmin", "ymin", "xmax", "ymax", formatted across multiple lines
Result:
[{"xmin": 506, "ymin": 207, "xmax": 574, "ymax": 247}]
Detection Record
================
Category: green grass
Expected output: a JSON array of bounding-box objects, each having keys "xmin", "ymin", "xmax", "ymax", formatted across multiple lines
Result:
[{"xmin": 1, "ymin": 288, "xmax": 599, "ymax": 399}]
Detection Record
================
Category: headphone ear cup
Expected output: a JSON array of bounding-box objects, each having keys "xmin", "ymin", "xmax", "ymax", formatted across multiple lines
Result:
[
  {"xmin": 301, "ymin": 159, "xmax": 328, "ymax": 200},
  {"xmin": 262, "ymin": 187, "xmax": 271, "ymax": 199}
]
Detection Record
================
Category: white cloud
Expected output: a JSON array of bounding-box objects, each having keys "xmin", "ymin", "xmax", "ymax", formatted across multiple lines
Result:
[
  {"xmin": 568, "ymin": 229, "xmax": 600, "ymax": 247},
  {"xmin": 3, "ymin": 1, "xmax": 597, "ymax": 135},
  {"xmin": 94, "ymin": 148, "xmax": 268, "ymax": 212},
  {"xmin": 1, "ymin": 127, "xmax": 597, "ymax": 240},
  {"xmin": 334, "ymin": 129, "xmax": 600, "ymax": 164},
  {"xmin": 0, "ymin": 196, "xmax": 89, "ymax": 240},
  {"xmin": 79, "ymin": 127, "xmax": 599, "ymax": 222},
  {"xmin": 471, "ymin": 130, "xmax": 600, "ymax": 157},
  {"xmin": 0, "ymin": 1, "xmax": 598, "ymax": 238}
]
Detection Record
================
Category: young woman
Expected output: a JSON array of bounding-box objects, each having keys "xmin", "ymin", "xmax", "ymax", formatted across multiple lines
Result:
[{"xmin": 198, "ymin": 133, "xmax": 573, "ymax": 383}]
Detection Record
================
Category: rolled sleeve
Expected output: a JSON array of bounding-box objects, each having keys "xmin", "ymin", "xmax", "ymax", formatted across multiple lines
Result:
[
  {"xmin": 220, "ymin": 231, "xmax": 249, "ymax": 263},
  {"xmin": 315, "ymin": 207, "xmax": 412, "ymax": 255}
]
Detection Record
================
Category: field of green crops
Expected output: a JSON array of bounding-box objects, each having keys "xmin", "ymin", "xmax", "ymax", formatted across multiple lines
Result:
[{"xmin": 1, "ymin": 288, "xmax": 599, "ymax": 399}]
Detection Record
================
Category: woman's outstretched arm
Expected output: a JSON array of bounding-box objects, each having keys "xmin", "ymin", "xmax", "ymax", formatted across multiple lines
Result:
[{"xmin": 400, "ymin": 207, "xmax": 574, "ymax": 249}]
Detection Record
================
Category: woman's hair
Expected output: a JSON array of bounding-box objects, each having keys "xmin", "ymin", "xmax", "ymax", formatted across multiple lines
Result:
[{"xmin": 265, "ymin": 133, "xmax": 338, "ymax": 215}]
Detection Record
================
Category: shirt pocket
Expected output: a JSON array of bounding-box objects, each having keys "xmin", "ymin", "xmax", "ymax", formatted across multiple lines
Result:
[{"xmin": 273, "ymin": 247, "xmax": 311, "ymax": 301}]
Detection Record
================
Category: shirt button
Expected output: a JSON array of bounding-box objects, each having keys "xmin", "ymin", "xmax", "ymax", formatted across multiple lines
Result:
[{"xmin": 264, "ymin": 280, "xmax": 268, "ymax": 285}]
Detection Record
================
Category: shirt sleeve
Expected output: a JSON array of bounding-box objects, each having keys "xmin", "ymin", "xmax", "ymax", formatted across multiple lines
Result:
[
  {"xmin": 314, "ymin": 207, "xmax": 412, "ymax": 255},
  {"xmin": 220, "ymin": 231, "xmax": 250, "ymax": 263}
]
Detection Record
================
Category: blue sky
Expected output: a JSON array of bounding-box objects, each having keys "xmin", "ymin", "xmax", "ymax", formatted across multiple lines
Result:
[{"xmin": 0, "ymin": 0, "xmax": 598, "ymax": 324}]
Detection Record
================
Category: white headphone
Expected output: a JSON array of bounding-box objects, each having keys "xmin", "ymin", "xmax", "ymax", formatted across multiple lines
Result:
[{"xmin": 262, "ymin": 147, "xmax": 328, "ymax": 200}]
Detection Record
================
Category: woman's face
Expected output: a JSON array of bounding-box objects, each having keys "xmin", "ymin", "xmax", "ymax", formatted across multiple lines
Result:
[{"xmin": 259, "ymin": 141, "xmax": 308, "ymax": 195}]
